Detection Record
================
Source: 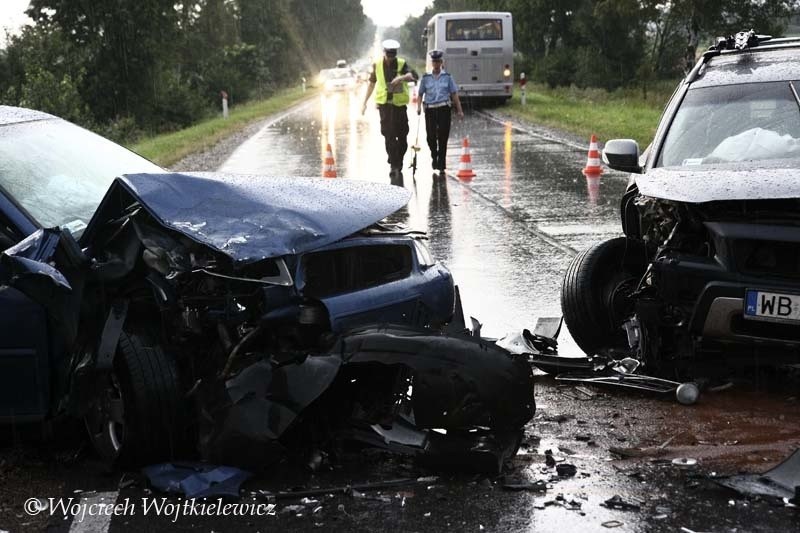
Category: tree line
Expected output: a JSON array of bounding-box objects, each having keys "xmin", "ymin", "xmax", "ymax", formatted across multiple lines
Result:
[
  {"xmin": 399, "ymin": 0, "xmax": 798, "ymax": 91},
  {"xmin": 0, "ymin": 0, "xmax": 374, "ymax": 140}
]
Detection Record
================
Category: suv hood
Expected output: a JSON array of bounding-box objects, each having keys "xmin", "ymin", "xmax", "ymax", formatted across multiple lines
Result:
[
  {"xmin": 84, "ymin": 172, "xmax": 411, "ymax": 262},
  {"xmin": 638, "ymin": 163, "xmax": 800, "ymax": 203}
]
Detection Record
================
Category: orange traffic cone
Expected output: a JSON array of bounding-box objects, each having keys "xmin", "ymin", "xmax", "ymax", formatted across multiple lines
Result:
[
  {"xmin": 582, "ymin": 134, "xmax": 603, "ymax": 176},
  {"xmin": 323, "ymin": 143, "xmax": 337, "ymax": 178},
  {"xmin": 456, "ymin": 137, "xmax": 476, "ymax": 179}
]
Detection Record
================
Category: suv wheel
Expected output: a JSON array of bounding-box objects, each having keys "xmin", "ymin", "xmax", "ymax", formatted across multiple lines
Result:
[
  {"xmin": 561, "ymin": 237, "xmax": 647, "ymax": 355},
  {"xmin": 85, "ymin": 330, "xmax": 187, "ymax": 466}
]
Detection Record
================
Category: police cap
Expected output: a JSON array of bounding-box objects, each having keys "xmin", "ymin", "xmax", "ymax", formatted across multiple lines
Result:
[
  {"xmin": 429, "ymin": 49, "xmax": 444, "ymax": 61},
  {"xmin": 382, "ymin": 39, "xmax": 400, "ymax": 52}
]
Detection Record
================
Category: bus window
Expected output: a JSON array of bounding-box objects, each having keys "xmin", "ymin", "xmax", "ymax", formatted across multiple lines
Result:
[{"xmin": 446, "ymin": 19, "xmax": 502, "ymax": 41}]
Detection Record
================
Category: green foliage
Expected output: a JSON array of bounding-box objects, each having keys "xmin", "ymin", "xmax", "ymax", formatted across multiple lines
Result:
[
  {"xmin": 129, "ymin": 86, "xmax": 313, "ymax": 167},
  {"xmin": 17, "ymin": 67, "xmax": 90, "ymax": 124},
  {"xmin": 4, "ymin": 0, "xmax": 371, "ymax": 137},
  {"xmin": 399, "ymin": 0, "xmax": 797, "ymax": 90},
  {"xmin": 506, "ymin": 83, "xmax": 676, "ymax": 147}
]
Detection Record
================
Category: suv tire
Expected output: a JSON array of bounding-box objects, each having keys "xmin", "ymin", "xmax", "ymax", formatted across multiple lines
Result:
[{"xmin": 561, "ymin": 237, "xmax": 647, "ymax": 355}]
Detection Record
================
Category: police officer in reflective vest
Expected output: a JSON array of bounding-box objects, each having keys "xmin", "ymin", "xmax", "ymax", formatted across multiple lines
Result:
[
  {"xmin": 417, "ymin": 50, "xmax": 464, "ymax": 176},
  {"xmin": 361, "ymin": 39, "xmax": 419, "ymax": 179}
]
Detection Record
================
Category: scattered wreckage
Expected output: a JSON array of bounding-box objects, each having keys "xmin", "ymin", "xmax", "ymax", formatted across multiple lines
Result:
[
  {"xmin": 562, "ymin": 33, "xmax": 800, "ymax": 377},
  {"xmin": 0, "ymin": 107, "xmax": 534, "ymax": 473}
]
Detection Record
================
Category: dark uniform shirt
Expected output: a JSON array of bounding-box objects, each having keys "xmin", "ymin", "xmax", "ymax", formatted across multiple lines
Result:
[{"xmin": 369, "ymin": 58, "xmax": 418, "ymax": 102}]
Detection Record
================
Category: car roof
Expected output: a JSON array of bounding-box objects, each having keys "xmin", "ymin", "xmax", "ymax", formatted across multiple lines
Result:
[
  {"xmin": 691, "ymin": 47, "xmax": 800, "ymax": 89},
  {"xmin": 0, "ymin": 105, "xmax": 55, "ymax": 126}
]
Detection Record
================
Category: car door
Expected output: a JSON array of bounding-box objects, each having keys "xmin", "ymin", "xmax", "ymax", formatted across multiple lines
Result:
[{"xmin": 0, "ymin": 203, "xmax": 52, "ymax": 422}]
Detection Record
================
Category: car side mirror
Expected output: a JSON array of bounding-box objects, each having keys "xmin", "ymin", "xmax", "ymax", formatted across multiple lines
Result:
[{"xmin": 602, "ymin": 139, "xmax": 642, "ymax": 174}]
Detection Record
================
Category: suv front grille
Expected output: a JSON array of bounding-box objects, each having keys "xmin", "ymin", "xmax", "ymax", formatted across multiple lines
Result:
[{"xmin": 734, "ymin": 239, "xmax": 800, "ymax": 279}]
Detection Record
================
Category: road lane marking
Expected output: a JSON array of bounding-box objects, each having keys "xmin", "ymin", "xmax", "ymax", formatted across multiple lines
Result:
[
  {"xmin": 444, "ymin": 172, "xmax": 578, "ymax": 258},
  {"xmin": 478, "ymin": 110, "xmax": 587, "ymax": 151},
  {"xmin": 67, "ymin": 491, "xmax": 118, "ymax": 533}
]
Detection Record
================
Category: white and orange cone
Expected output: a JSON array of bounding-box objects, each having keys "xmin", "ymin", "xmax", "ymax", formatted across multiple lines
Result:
[
  {"xmin": 456, "ymin": 137, "xmax": 476, "ymax": 179},
  {"xmin": 582, "ymin": 134, "xmax": 603, "ymax": 176},
  {"xmin": 323, "ymin": 143, "xmax": 337, "ymax": 178}
]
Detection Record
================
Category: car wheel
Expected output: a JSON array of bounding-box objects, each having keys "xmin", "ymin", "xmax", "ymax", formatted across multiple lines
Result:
[
  {"xmin": 84, "ymin": 330, "xmax": 187, "ymax": 466},
  {"xmin": 561, "ymin": 237, "xmax": 647, "ymax": 355}
]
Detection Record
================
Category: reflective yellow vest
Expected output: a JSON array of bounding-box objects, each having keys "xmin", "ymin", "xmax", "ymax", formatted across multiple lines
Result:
[{"xmin": 375, "ymin": 58, "xmax": 410, "ymax": 106}]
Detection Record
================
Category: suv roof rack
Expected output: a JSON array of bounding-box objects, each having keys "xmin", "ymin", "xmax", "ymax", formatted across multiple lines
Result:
[{"xmin": 686, "ymin": 30, "xmax": 800, "ymax": 84}]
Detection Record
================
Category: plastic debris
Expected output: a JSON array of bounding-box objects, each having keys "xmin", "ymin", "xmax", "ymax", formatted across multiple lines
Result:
[
  {"xmin": 716, "ymin": 449, "xmax": 800, "ymax": 500},
  {"xmin": 141, "ymin": 463, "xmax": 252, "ymax": 499},
  {"xmin": 602, "ymin": 520, "xmax": 624, "ymax": 528},
  {"xmin": 556, "ymin": 464, "xmax": 577, "ymax": 477}
]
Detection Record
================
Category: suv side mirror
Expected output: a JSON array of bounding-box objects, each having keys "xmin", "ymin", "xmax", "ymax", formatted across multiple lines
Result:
[{"xmin": 602, "ymin": 139, "xmax": 642, "ymax": 174}]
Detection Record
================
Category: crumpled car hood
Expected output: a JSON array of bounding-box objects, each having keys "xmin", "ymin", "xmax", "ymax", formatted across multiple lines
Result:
[
  {"xmin": 637, "ymin": 163, "xmax": 800, "ymax": 203},
  {"xmin": 87, "ymin": 173, "xmax": 411, "ymax": 262}
]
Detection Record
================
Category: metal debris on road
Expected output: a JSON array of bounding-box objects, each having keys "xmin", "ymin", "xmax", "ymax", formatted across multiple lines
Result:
[
  {"xmin": 601, "ymin": 520, "xmax": 624, "ymax": 528},
  {"xmin": 502, "ymin": 479, "xmax": 548, "ymax": 492},
  {"xmin": 672, "ymin": 458, "xmax": 698, "ymax": 468},
  {"xmin": 601, "ymin": 494, "xmax": 642, "ymax": 511}
]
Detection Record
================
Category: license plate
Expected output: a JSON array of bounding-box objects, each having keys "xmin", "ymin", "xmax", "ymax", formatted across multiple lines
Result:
[{"xmin": 744, "ymin": 289, "xmax": 800, "ymax": 323}]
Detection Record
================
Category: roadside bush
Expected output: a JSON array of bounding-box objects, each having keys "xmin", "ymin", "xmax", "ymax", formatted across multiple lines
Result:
[
  {"xmin": 17, "ymin": 66, "xmax": 92, "ymax": 125},
  {"xmin": 94, "ymin": 116, "xmax": 143, "ymax": 145},
  {"xmin": 535, "ymin": 48, "xmax": 575, "ymax": 88}
]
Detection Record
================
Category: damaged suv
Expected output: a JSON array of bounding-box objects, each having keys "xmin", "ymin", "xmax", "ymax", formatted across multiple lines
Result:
[
  {"xmin": 0, "ymin": 106, "xmax": 534, "ymax": 469},
  {"xmin": 562, "ymin": 33, "xmax": 800, "ymax": 373}
]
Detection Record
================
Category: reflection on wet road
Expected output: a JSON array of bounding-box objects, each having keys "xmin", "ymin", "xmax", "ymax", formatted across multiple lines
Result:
[{"xmin": 221, "ymin": 89, "xmax": 627, "ymax": 337}]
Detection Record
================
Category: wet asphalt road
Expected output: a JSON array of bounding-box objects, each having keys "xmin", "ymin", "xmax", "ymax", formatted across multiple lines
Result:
[{"xmin": 2, "ymin": 89, "xmax": 800, "ymax": 533}]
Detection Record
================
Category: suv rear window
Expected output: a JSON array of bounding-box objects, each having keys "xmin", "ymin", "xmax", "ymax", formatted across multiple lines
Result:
[{"xmin": 303, "ymin": 244, "xmax": 412, "ymax": 298}]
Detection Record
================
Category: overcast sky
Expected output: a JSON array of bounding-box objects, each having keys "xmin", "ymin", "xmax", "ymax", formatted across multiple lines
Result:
[
  {"xmin": 361, "ymin": 0, "xmax": 431, "ymax": 27},
  {"xmin": 0, "ymin": 0, "xmax": 32, "ymax": 40}
]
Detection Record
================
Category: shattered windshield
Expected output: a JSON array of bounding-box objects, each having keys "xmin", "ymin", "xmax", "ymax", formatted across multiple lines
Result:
[
  {"xmin": 658, "ymin": 81, "xmax": 800, "ymax": 167},
  {"xmin": 0, "ymin": 118, "xmax": 161, "ymax": 237}
]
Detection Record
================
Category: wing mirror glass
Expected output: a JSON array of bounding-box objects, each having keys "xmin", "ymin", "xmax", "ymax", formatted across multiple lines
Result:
[{"xmin": 602, "ymin": 139, "xmax": 642, "ymax": 174}]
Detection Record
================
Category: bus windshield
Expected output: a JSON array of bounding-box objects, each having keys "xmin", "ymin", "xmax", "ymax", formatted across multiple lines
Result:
[{"xmin": 446, "ymin": 19, "xmax": 503, "ymax": 41}]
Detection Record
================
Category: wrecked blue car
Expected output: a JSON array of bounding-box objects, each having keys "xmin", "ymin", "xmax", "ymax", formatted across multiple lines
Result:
[{"xmin": 0, "ymin": 106, "xmax": 534, "ymax": 472}]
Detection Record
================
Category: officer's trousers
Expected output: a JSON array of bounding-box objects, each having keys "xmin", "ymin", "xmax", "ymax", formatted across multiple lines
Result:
[
  {"xmin": 424, "ymin": 105, "xmax": 452, "ymax": 171},
  {"xmin": 378, "ymin": 103, "xmax": 409, "ymax": 170}
]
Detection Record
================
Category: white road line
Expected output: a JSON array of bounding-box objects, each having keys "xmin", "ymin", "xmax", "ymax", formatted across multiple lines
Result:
[
  {"xmin": 477, "ymin": 109, "xmax": 588, "ymax": 151},
  {"xmin": 68, "ymin": 491, "xmax": 118, "ymax": 533}
]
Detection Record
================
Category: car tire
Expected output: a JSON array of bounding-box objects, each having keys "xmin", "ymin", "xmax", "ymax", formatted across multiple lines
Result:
[
  {"xmin": 85, "ymin": 329, "xmax": 187, "ymax": 466},
  {"xmin": 561, "ymin": 237, "xmax": 647, "ymax": 355}
]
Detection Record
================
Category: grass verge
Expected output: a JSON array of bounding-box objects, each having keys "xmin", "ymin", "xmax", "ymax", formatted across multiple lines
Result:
[
  {"xmin": 127, "ymin": 86, "xmax": 316, "ymax": 167},
  {"xmin": 502, "ymin": 81, "xmax": 680, "ymax": 147}
]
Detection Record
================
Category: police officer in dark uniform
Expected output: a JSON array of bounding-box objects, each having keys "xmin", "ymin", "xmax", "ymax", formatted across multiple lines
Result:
[
  {"xmin": 361, "ymin": 39, "xmax": 419, "ymax": 179},
  {"xmin": 416, "ymin": 50, "xmax": 464, "ymax": 176}
]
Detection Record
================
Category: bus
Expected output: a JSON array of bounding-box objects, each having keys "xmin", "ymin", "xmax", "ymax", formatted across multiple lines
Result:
[{"xmin": 422, "ymin": 12, "xmax": 513, "ymax": 103}]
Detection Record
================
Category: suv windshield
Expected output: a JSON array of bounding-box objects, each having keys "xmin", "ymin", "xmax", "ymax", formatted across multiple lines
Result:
[
  {"xmin": 0, "ymin": 118, "xmax": 161, "ymax": 237},
  {"xmin": 658, "ymin": 81, "xmax": 800, "ymax": 167}
]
